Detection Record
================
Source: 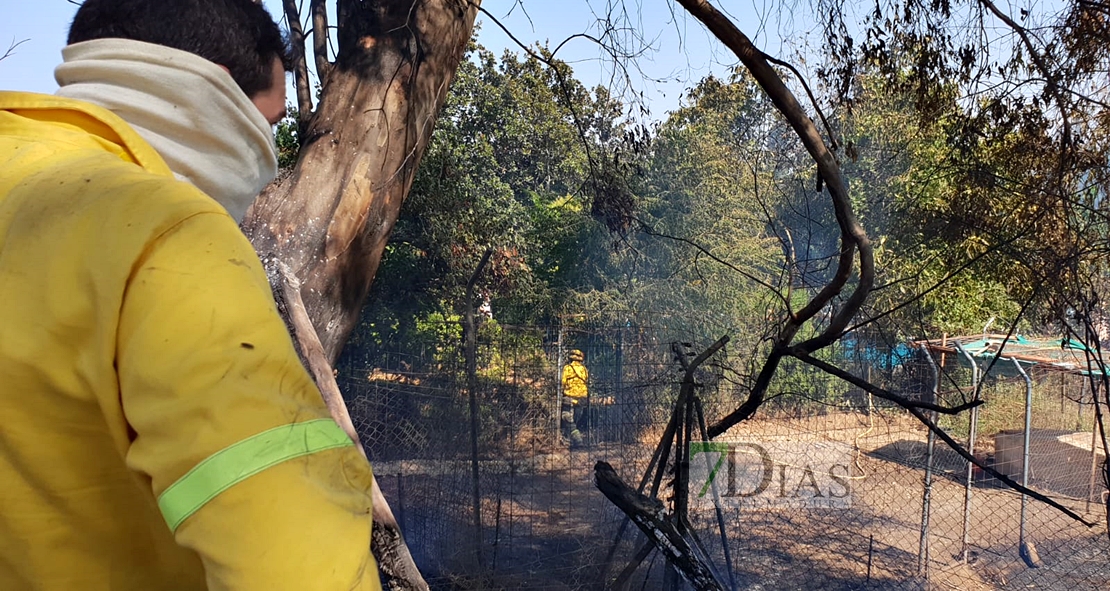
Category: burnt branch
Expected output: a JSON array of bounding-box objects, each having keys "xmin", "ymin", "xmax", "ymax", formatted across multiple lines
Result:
[
  {"xmin": 667, "ymin": 3, "xmax": 873, "ymax": 339},
  {"xmin": 789, "ymin": 350, "xmax": 984, "ymax": 415},
  {"xmin": 594, "ymin": 462, "xmax": 726, "ymax": 591},
  {"xmin": 277, "ymin": 262, "xmax": 361, "ymax": 442},
  {"xmin": 676, "ymin": 0, "xmax": 873, "ymax": 439},
  {"xmin": 905, "ymin": 402, "xmax": 1097, "ymax": 527},
  {"xmin": 672, "ymin": 337, "xmax": 730, "ymax": 525},
  {"xmin": 977, "ymin": 0, "xmax": 1072, "ymax": 159},
  {"xmin": 759, "ymin": 50, "xmax": 838, "ymax": 150}
]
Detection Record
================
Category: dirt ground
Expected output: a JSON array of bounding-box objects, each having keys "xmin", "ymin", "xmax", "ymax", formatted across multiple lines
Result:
[{"xmin": 370, "ymin": 411, "xmax": 1109, "ymax": 590}]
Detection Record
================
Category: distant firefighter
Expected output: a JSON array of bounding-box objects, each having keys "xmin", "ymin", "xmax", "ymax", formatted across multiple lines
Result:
[{"xmin": 561, "ymin": 349, "xmax": 589, "ymax": 446}]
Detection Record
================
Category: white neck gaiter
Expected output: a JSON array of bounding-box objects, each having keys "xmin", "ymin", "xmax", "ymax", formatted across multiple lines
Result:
[{"xmin": 54, "ymin": 39, "xmax": 278, "ymax": 223}]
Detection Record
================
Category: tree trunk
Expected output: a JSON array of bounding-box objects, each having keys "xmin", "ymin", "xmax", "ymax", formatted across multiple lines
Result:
[
  {"xmin": 241, "ymin": 1, "xmax": 480, "ymax": 588},
  {"xmin": 243, "ymin": 0, "xmax": 480, "ymax": 363}
]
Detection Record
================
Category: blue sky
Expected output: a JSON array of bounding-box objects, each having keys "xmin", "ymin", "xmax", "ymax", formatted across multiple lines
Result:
[{"xmin": 0, "ymin": 1, "xmax": 811, "ymax": 120}]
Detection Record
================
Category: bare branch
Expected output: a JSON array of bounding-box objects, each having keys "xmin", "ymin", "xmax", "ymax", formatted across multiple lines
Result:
[
  {"xmin": 905, "ymin": 400, "xmax": 1098, "ymax": 527},
  {"xmin": 707, "ymin": 349, "xmax": 784, "ymax": 439},
  {"xmin": 0, "ymin": 38, "xmax": 28, "ymax": 63},
  {"xmin": 474, "ymin": 4, "xmax": 602, "ymax": 190},
  {"xmin": 789, "ymin": 350, "xmax": 984, "ymax": 415},
  {"xmin": 677, "ymin": 0, "xmax": 873, "ymax": 438},
  {"xmin": 594, "ymin": 461, "xmax": 726, "ymax": 590},
  {"xmin": 282, "ymin": 0, "xmax": 315, "ymax": 129},
  {"xmin": 976, "ymin": 0, "xmax": 1072, "ymax": 163},
  {"xmin": 759, "ymin": 50, "xmax": 839, "ymax": 149},
  {"xmin": 637, "ymin": 219, "xmax": 790, "ymax": 310}
]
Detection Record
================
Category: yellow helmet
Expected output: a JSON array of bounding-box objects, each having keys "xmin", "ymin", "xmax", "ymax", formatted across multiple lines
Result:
[{"xmin": 568, "ymin": 349, "xmax": 584, "ymax": 361}]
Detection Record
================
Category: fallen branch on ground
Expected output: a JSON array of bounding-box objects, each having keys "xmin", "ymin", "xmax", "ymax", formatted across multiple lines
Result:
[{"xmin": 594, "ymin": 461, "xmax": 726, "ymax": 591}]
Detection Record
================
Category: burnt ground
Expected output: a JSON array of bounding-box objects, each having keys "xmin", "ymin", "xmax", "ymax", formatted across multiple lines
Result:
[{"xmin": 369, "ymin": 412, "xmax": 1109, "ymax": 590}]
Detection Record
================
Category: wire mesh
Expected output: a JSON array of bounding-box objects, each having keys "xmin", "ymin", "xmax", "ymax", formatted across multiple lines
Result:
[{"xmin": 336, "ymin": 322, "xmax": 1110, "ymax": 590}]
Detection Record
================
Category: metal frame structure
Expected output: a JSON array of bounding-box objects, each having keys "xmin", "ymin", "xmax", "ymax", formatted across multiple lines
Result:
[{"xmin": 911, "ymin": 333, "xmax": 1108, "ymax": 575}]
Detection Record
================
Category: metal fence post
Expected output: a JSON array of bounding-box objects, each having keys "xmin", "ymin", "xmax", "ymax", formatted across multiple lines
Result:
[
  {"xmin": 956, "ymin": 343, "xmax": 980, "ymax": 564},
  {"xmin": 555, "ymin": 324, "xmax": 564, "ymax": 441},
  {"xmin": 1012, "ymin": 359, "xmax": 1035, "ymax": 563},
  {"xmin": 918, "ymin": 347, "xmax": 940, "ymax": 577},
  {"xmin": 616, "ymin": 321, "xmax": 624, "ymax": 442},
  {"xmin": 1088, "ymin": 378, "xmax": 1103, "ymax": 514}
]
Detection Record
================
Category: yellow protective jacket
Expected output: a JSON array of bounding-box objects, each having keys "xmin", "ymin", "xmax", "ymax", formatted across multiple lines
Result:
[
  {"xmin": 561, "ymin": 361, "xmax": 589, "ymax": 403},
  {"xmin": 0, "ymin": 92, "xmax": 381, "ymax": 591}
]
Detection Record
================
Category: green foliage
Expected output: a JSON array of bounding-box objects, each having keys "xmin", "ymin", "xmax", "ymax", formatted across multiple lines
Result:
[
  {"xmin": 770, "ymin": 354, "xmax": 854, "ymax": 410},
  {"xmin": 351, "ymin": 41, "xmax": 628, "ymax": 365},
  {"xmin": 840, "ymin": 72, "xmax": 1036, "ymax": 337},
  {"xmin": 274, "ymin": 104, "xmax": 300, "ymax": 170},
  {"xmin": 344, "ymin": 33, "xmax": 1088, "ymax": 396},
  {"xmin": 615, "ymin": 70, "xmax": 790, "ymax": 344},
  {"xmin": 823, "ymin": 0, "xmax": 1110, "ymax": 342}
]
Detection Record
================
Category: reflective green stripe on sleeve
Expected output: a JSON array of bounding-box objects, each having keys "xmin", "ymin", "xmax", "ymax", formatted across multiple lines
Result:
[{"xmin": 157, "ymin": 418, "xmax": 354, "ymax": 532}]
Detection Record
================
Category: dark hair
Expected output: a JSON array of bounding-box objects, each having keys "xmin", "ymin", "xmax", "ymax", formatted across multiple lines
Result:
[{"xmin": 67, "ymin": 0, "xmax": 291, "ymax": 98}]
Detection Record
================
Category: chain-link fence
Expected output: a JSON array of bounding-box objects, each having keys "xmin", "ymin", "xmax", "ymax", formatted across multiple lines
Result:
[{"xmin": 336, "ymin": 322, "xmax": 1110, "ymax": 590}]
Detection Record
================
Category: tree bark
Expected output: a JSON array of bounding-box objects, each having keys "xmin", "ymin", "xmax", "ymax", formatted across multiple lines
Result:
[
  {"xmin": 243, "ymin": 0, "xmax": 480, "ymax": 363},
  {"xmin": 242, "ymin": 1, "xmax": 480, "ymax": 588}
]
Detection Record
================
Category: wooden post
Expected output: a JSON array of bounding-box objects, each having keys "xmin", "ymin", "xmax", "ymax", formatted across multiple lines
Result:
[{"xmin": 464, "ymin": 249, "xmax": 492, "ymax": 569}]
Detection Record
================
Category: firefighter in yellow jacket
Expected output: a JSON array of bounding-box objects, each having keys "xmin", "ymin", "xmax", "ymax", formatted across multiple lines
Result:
[
  {"xmin": 560, "ymin": 349, "xmax": 590, "ymax": 446},
  {"xmin": 0, "ymin": 1, "xmax": 381, "ymax": 589}
]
